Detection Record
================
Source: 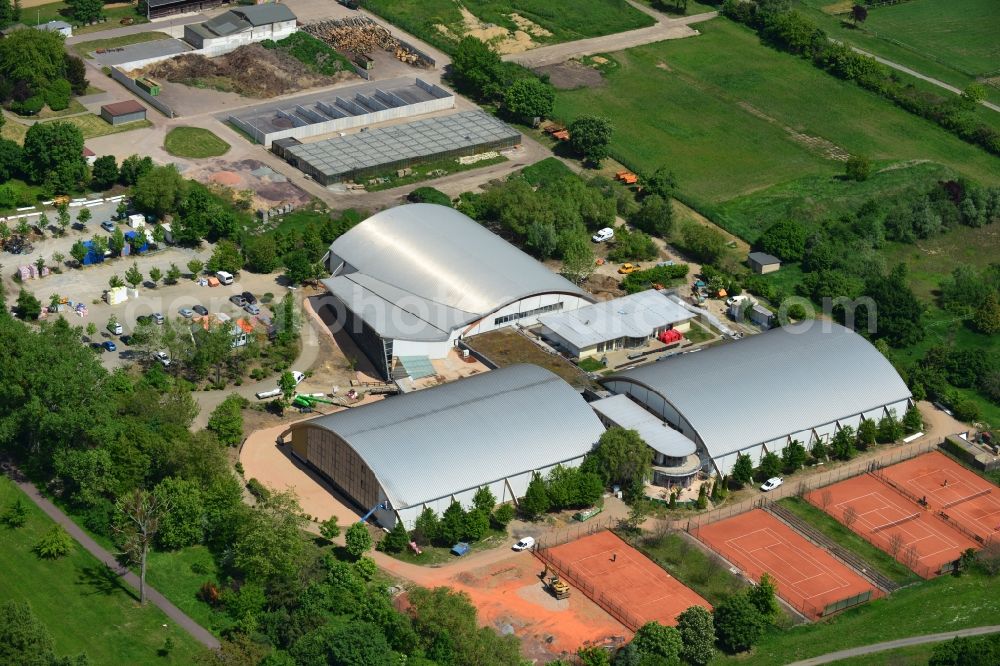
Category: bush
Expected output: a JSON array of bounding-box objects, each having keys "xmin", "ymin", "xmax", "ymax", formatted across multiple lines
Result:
[
  {"xmin": 407, "ymin": 187, "xmax": 451, "ymax": 206},
  {"xmin": 12, "ymin": 96, "xmax": 44, "ymax": 116},
  {"xmin": 846, "ymin": 155, "xmax": 872, "ymax": 182},
  {"xmin": 35, "ymin": 525, "xmax": 74, "ymax": 559},
  {"xmin": 43, "ymin": 80, "xmax": 72, "ymax": 112},
  {"xmin": 246, "ymin": 478, "xmax": 271, "ymax": 501}
]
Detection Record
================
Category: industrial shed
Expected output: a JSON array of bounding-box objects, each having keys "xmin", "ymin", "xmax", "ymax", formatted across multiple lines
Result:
[
  {"xmin": 100, "ymin": 100, "xmax": 147, "ymax": 126},
  {"xmin": 183, "ymin": 4, "xmax": 297, "ymax": 54},
  {"xmin": 601, "ymin": 322, "xmax": 912, "ymax": 476},
  {"xmin": 285, "ymin": 364, "xmax": 607, "ymax": 529},
  {"xmin": 319, "ymin": 203, "xmax": 595, "ymax": 378}
]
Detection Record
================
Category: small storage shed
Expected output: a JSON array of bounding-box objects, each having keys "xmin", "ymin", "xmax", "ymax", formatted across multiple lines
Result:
[
  {"xmin": 748, "ymin": 251, "xmax": 781, "ymax": 274},
  {"xmin": 100, "ymin": 100, "xmax": 147, "ymax": 126}
]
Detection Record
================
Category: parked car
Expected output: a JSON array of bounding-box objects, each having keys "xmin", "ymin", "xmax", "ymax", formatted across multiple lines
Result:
[
  {"xmin": 154, "ymin": 351, "xmax": 170, "ymax": 367},
  {"xmin": 107, "ymin": 321, "xmax": 123, "ymax": 335},
  {"xmin": 760, "ymin": 477, "xmax": 783, "ymax": 492},
  {"xmin": 592, "ymin": 227, "xmax": 615, "ymax": 243},
  {"xmin": 101, "ymin": 221, "xmax": 115, "ymax": 233},
  {"xmin": 119, "ymin": 335, "xmax": 132, "ymax": 346},
  {"xmin": 618, "ymin": 263, "xmax": 641, "ymax": 274},
  {"xmin": 192, "ymin": 305, "xmax": 208, "ymax": 316},
  {"xmin": 102, "ymin": 340, "xmax": 117, "ymax": 352},
  {"xmin": 244, "ymin": 303, "xmax": 261, "ymax": 316},
  {"xmin": 152, "ymin": 312, "xmax": 164, "ymax": 325},
  {"xmin": 229, "ymin": 295, "xmax": 247, "ymax": 307},
  {"xmin": 242, "ymin": 291, "xmax": 257, "ymax": 305},
  {"xmin": 512, "ymin": 537, "xmax": 535, "ymax": 552},
  {"xmin": 178, "ymin": 307, "xmax": 194, "ymax": 318}
]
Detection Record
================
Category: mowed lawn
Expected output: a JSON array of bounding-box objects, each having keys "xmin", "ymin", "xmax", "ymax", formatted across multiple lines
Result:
[
  {"xmin": 552, "ymin": 19, "xmax": 1000, "ymax": 207},
  {"xmin": 0, "ymin": 477, "xmax": 206, "ymax": 664},
  {"xmin": 164, "ymin": 126, "xmax": 231, "ymax": 158},
  {"xmin": 364, "ymin": 0, "xmax": 653, "ymax": 53},
  {"xmin": 857, "ymin": 0, "xmax": 1000, "ymax": 77}
]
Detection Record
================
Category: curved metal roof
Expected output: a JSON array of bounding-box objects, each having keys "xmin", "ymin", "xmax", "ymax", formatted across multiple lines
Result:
[
  {"xmin": 295, "ymin": 364, "xmax": 606, "ymax": 509},
  {"xmin": 327, "ymin": 204, "xmax": 592, "ymax": 331},
  {"xmin": 603, "ymin": 322, "xmax": 911, "ymax": 458}
]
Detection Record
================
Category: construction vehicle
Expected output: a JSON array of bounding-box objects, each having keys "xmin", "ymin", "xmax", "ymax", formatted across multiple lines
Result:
[
  {"xmin": 544, "ymin": 575, "xmax": 570, "ymax": 600},
  {"xmin": 291, "ymin": 394, "xmax": 337, "ymax": 409}
]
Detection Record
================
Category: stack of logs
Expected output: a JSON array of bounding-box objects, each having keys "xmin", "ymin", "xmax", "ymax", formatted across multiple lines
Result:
[{"xmin": 303, "ymin": 17, "xmax": 426, "ymax": 65}]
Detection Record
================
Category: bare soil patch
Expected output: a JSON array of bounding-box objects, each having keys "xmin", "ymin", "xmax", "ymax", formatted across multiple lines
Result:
[
  {"xmin": 435, "ymin": 5, "xmax": 539, "ymax": 54},
  {"xmin": 138, "ymin": 44, "xmax": 346, "ymax": 98},
  {"xmin": 535, "ymin": 60, "xmax": 605, "ymax": 89},
  {"xmin": 183, "ymin": 159, "xmax": 311, "ymax": 210}
]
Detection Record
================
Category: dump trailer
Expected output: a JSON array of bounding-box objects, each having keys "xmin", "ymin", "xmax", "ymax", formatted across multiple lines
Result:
[{"xmin": 545, "ymin": 575, "xmax": 570, "ymax": 600}]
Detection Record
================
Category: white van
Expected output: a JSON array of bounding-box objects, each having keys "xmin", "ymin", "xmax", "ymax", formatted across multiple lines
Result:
[{"xmin": 216, "ymin": 271, "xmax": 234, "ymax": 285}]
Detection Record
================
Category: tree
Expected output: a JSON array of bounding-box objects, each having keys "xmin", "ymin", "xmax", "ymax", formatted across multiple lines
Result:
[
  {"xmin": 713, "ymin": 592, "xmax": 765, "ymax": 653},
  {"xmin": 644, "ymin": 167, "xmax": 678, "ymax": 200},
  {"xmin": 756, "ymin": 451, "xmax": 782, "ymax": 480},
  {"xmin": 381, "ymin": 520, "xmax": 409, "ymax": 553},
  {"xmin": 439, "ymin": 500, "xmax": 467, "ymax": 545},
  {"xmin": 22, "ymin": 122, "xmax": 87, "ymax": 192},
  {"xmin": 408, "ymin": 586, "xmax": 522, "ymax": 666},
  {"xmin": 345, "ymin": 522, "xmax": 373, "ymax": 559},
  {"xmin": 243, "ymin": 235, "xmax": 280, "ymax": 273},
  {"xmin": 830, "ymin": 425, "xmax": 856, "ymax": 460},
  {"xmin": 843, "ymin": 505, "xmax": 858, "ymax": 529},
  {"xmin": 34, "ymin": 524, "xmax": 74, "ymax": 559},
  {"xmin": 91, "ymin": 156, "xmax": 118, "ymax": 191},
  {"xmin": 108, "ymin": 274, "xmax": 124, "ymax": 289},
  {"xmin": 747, "ymin": 573, "xmax": 780, "ymax": 620},
  {"xmin": 679, "ymin": 222, "xmax": 728, "ymax": 265},
  {"xmin": 66, "ymin": 0, "xmax": 103, "ymax": 23},
  {"xmin": 857, "ymin": 418, "xmax": 878, "ymax": 450},
  {"xmin": 132, "ymin": 165, "xmax": 186, "ymax": 219},
  {"xmin": 278, "ymin": 370, "xmax": 297, "ymax": 402},
  {"xmin": 15, "ymin": 289, "xmax": 41, "ymax": 320},
  {"xmin": 676, "ymin": 605, "xmax": 715, "ymax": 665},
  {"xmin": 413, "ymin": 507, "xmax": 440, "ymax": 545},
  {"xmin": 781, "ymin": 439, "xmax": 807, "ymax": 473},
  {"xmin": 319, "ymin": 516, "xmax": 340, "ymax": 543},
  {"xmin": 973, "ymin": 292, "xmax": 1000, "ymax": 334},
  {"xmin": 503, "ymin": 77, "xmax": 555, "ymax": 123},
  {"xmin": 166, "ymin": 263, "xmax": 182, "ymax": 284},
  {"xmin": 207, "ymin": 394, "xmax": 244, "ymax": 447},
  {"xmin": 962, "ymin": 82, "xmax": 988, "ymax": 106},
  {"xmin": 492, "ymin": 503, "xmax": 515, "ymax": 528},
  {"xmin": 578, "ymin": 645, "xmax": 611, "ymax": 666},
  {"xmin": 877, "ymin": 412, "xmax": 904, "ymax": 443},
  {"xmin": 608, "ymin": 227, "xmax": 658, "ymax": 262},
  {"xmin": 119, "ymin": 154, "xmax": 154, "ymax": 186},
  {"xmin": 631, "ymin": 621, "xmax": 682, "ymax": 663},
  {"xmin": 863, "ymin": 264, "xmax": 924, "ymax": 347},
  {"xmin": 903, "ymin": 405, "xmax": 923, "ymax": 434},
  {"xmin": 472, "ymin": 486, "xmax": 496, "ymax": 514},
  {"xmin": 631, "ymin": 194, "xmax": 675, "ymax": 238},
  {"xmin": 845, "ymin": 154, "xmax": 872, "ymax": 182},
  {"xmin": 449, "ymin": 36, "xmax": 505, "ymax": 101},
  {"xmin": 114, "ymin": 489, "xmax": 164, "ymax": 604},
  {"xmin": 0, "ymin": 600, "xmax": 88, "ymax": 666},
  {"xmin": 56, "ymin": 205, "xmax": 70, "ymax": 235},
  {"xmin": 186, "ymin": 259, "xmax": 204, "ymax": 278},
  {"xmin": 850, "ymin": 4, "xmax": 867, "ymax": 26},
  {"xmin": 147, "ymin": 266, "xmax": 163, "ymax": 286},
  {"xmin": 153, "ymin": 477, "xmax": 203, "ymax": 550},
  {"xmin": 582, "ymin": 427, "xmax": 653, "ymax": 498},
  {"xmin": 464, "ymin": 508, "xmax": 490, "ymax": 541},
  {"xmin": 731, "ymin": 453, "xmax": 754, "ymax": 487},
  {"xmin": 76, "ymin": 207, "xmax": 91, "ymax": 227},
  {"xmin": 520, "ymin": 473, "xmax": 550, "ymax": 520},
  {"xmin": 69, "ymin": 240, "xmax": 89, "ymax": 266},
  {"xmin": 283, "ymin": 249, "xmax": 322, "ymax": 285},
  {"xmin": 207, "ymin": 239, "xmax": 242, "ymax": 275},
  {"xmin": 569, "ymin": 115, "xmax": 613, "ymax": 166},
  {"xmin": 232, "ymin": 490, "xmax": 305, "ymax": 583},
  {"xmin": 756, "ymin": 219, "xmax": 807, "ymax": 262},
  {"xmin": 124, "ymin": 262, "xmax": 143, "ymax": 289},
  {"xmin": 109, "ymin": 228, "xmax": 125, "ymax": 257},
  {"xmin": 2, "ymin": 498, "xmax": 28, "ymax": 528},
  {"xmin": 559, "ymin": 233, "xmax": 595, "ymax": 283},
  {"xmin": 85, "ymin": 322, "xmax": 96, "ymax": 338}
]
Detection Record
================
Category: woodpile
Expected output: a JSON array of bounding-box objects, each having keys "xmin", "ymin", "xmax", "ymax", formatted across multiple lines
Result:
[{"xmin": 303, "ymin": 17, "xmax": 427, "ymax": 66}]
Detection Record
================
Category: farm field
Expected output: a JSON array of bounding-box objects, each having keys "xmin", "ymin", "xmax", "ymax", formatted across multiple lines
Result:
[
  {"xmin": 794, "ymin": 0, "xmax": 1000, "ymax": 105},
  {"xmin": 0, "ymin": 477, "xmax": 205, "ymax": 664},
  {"xmin": 363, "ymin": 0, "xmax": 654, "ymax": 54},
  {"xmin": 551, "ymin": 18, "xmax": 1000, "ymax": 208}
]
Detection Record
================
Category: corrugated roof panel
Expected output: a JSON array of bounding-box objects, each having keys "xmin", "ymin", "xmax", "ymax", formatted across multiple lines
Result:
[
  {"xmin": 299, "ymin": 365, "xmax": 606, "ymax": 508},
  {"xmin": 539, "ymin": 290, "xmax": 694, "ymax": 349},
  {"xmin": 604, "ymin": 323, "xmax": 911, "ymax": 458}
]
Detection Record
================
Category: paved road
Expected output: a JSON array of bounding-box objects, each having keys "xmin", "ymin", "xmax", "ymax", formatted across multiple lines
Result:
[
  {"xmin": 11, "ymin": 475, "xmax": 221, "ymax": 650},
  {"xmin": 787, "ymin": 625, "xmax": 1000, "ymax": 665},
  {"xmin": 835, "ymin": 42, "xmax": 1000, "ymax": 114},
  {"xmin": 504, "ymin": 7, "xmax": 717, "ymax": 68}
]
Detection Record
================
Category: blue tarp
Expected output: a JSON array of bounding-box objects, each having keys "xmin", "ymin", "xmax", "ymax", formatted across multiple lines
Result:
[
  {"xmin": 450, "ymin": 542, "xmax": 470, "ymax": 556},
  {"xmin": 124, "ymin": 231, "xmax": 148, "ymax": 253},
  {"xmin": 81, "ymin": 240, "xmax": 105, "ymax": 265}
]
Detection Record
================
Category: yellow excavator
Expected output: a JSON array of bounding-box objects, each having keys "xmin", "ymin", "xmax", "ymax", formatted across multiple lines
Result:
[{"xmin": 544, "ymin": 575, "xmax": 570, "ymax": 600}]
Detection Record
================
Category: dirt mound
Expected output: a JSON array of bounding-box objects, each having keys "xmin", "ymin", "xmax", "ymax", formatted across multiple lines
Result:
[
  {"xmin": 535, "ymin": 60, "xmax": 605, "ymax": 90},
  {"xmin": 140, "ymin": 44, "xmax": 343, "ymax": 98}
]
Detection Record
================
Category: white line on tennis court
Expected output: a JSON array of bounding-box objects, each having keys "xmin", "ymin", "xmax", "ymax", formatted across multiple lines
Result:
[{"xmin": 727, "ymin": 528, "xmax": 850, "ymax": 598}]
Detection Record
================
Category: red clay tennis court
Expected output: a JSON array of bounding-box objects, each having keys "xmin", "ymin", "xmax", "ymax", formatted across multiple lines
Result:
[
  {"xmin": 806, "ymin": 473, "xmax": 980, "ymax": 578},
  {"xmin": 878, "ymin": 451, "xmax": 1000, "ymax": 544},
  {"xmin": 539, "ymin": 530, "xmax": 710, "ymax": 629},
  {"xmin": 691, "ymin": 509, "xmax": 877, "ymax": 619}
]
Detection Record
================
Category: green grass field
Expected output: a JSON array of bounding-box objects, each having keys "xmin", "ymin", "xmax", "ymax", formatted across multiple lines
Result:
[
  {"xmin": 552, "ymin": 19, "xmax": 1000, "ymax": 208},
  {"xmin": 48, "ymin": 114, "xmax": 152, "ymax": 139},
  {"xmin": 715, "ymin": 569, "xmax": 1000, "ymax": 664},
  {"xmin": 363, "ymin": 0, "xmax": 653, "ymax": 53},
  {"xmin": 146, "ymin": 546, "xmax": 232, "ymax": 635},
  {"xmin": 825, "ymin": 643, "xmax": 936, "ymax": 665},
  {"xmin": 164, "ymin": 126, "xmax": 231, "ymax": 159},
  {"xmin": 794, "ymin": 0, "xmax": 1000, "ymax": 106},
  {"xmin": 776, "ymin": 497, "xmax": 920, "ymax": 586},
  {"xmin": 636, "ymin": 532, "xmax": 748, "ymax": 606},
  {"xmin": 0, "ymin": 477, "xmax": 206, "ymax": 664}
]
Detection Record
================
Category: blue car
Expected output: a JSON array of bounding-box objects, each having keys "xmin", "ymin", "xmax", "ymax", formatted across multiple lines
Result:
[{"xmin": 102, "ymin": 340, "xmax": 117, "ymax": 352}]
